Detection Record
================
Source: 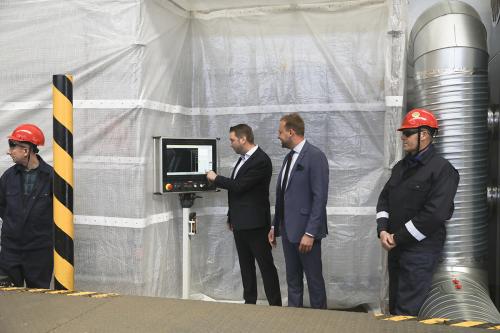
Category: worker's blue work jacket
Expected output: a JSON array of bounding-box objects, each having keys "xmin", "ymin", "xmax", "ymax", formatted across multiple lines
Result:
[{"xmin": 0, "ymin": 156, "xmax": 54, "ymax": 250}]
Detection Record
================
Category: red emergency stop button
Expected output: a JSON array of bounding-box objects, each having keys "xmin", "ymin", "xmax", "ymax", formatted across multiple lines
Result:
[{"xmin": 165, "ymin": 183, "xmax": 173, "ymax": 191}]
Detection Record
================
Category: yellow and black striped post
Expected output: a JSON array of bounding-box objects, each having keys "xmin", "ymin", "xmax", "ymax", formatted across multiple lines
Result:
[{"xmin": 52, "ymin": 74, "xmax": 74, "ymax": 290}]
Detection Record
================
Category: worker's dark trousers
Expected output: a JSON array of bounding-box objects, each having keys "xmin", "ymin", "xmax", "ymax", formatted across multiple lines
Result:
[
  {"xmin": 0, "ymin": 246, "xmax": 53, "ymax": 288},
  {"xmin": 388, "ymin": 247, "xmax": 441, "ymax": 316}
]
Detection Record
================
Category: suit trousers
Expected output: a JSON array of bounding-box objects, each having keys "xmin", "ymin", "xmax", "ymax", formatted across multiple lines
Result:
[
  {"xmin": 388, "ymin": 247, "xmax": 441, "ymax": 316},
  {"xmin": 233, "ymin": 227, "xmax": 282, "ymax": 306},
  {"xmin": 282, "ymin": 234, "xmax": 327, "ymax": 309},
  {"xmin": 0, "ymin": 246, "xmax": 53, "ymax": 288}
]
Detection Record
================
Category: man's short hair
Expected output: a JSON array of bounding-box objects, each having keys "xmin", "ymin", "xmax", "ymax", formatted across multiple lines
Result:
[
  {"xmin": 230, "ymin": 124, "xmax": 254, "ymax": 144},
  {"xmin": 421, "ymin": 126, "xmax": 437, "ymax": 138},
  {"xmin": 280, "ymin": 113, "xmax": 305, "ymax": 136},
  {"xmin": 27, "ymin": 142, "xmax": 39, "ymax": 153}
]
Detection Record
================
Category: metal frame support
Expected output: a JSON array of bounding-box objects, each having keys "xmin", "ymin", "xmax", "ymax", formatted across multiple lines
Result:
[{"xmin": 179, "ymin": 193, "xmax": 200, "ymax": 299}]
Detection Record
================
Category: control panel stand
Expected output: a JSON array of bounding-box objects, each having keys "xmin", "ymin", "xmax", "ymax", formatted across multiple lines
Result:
[{"xmin": 179, "ymin": 193, "xmax": 200, "ymax": 299}]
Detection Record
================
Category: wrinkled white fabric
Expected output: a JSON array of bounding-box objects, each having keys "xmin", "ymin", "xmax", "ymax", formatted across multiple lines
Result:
[{"xmin": 0, "ymin": 0, "xmax": 402, "ymax": 308}]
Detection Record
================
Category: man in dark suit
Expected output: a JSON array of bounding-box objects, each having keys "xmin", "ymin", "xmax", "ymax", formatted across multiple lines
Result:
[
  {"xmin": 207, "ymin": 124, "xmax": 281, "ymax": 306},
  {"xmin": 268, "ymin": 113, "xmax": 329, "ymax": 309}
]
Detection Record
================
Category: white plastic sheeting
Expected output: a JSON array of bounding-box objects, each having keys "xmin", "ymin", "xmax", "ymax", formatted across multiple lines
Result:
[{"xmin": 0, "ymin": 0, "xmax": 404, "ymax": 308}]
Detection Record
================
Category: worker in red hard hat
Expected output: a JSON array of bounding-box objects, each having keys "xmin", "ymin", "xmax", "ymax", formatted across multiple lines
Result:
[
  {"xmin": 398, "ymin": 108, "xmax": 439, "ymax": 154},
  {"xmin": 0, "ymin": 124, "xmax": 54, "ymax": 288},
  {"xmin": 376, "ymin": 109, "xmax": 459, "ymax": 316}
]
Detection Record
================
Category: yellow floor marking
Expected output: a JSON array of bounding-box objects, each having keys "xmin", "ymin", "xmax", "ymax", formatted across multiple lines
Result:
[
  {"xmin": 383, "ymin": 316, "xmax": 416, "ymax": 321},
  {"xmin": 420, "ymin": 318, "xmax": 448, "ymax": 325},
  {"xmin": 67, "ymin": 291, "xmax": 97, "ymax": 296},
  {"xmin": 451, "ymin": 321, "xmax": 485, "ymax": 327}
]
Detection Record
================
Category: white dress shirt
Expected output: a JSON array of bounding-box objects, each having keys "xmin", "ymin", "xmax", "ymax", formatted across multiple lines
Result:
[
  {"xmin": 233, "ymin": 145, "xmax": 258, "ymax": 178},
  {"xmin": 280, "ymin": 139, "xmax": 306, "ymax": 189}
]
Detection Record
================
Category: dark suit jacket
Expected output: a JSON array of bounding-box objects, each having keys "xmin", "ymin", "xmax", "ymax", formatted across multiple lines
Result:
[
  {"xmin": 273, "ymin": 140, "xmax": 329, "ymax": 243},
  {"xmin": 214, "ymin": 147, "xmax": 272, "ymax": 231}
]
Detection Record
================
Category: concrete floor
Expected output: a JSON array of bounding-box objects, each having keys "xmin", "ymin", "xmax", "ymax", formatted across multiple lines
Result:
[{"xmin": 0, "ymin": 288, "xmax": 482, "ymax": 333}]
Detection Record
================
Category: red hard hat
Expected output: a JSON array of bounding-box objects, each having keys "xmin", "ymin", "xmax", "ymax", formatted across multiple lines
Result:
[
  {"xmin": 8, "ymin": 124, "xmax": 45, "ymax": 146},
  {"xmin": 398, "ymin": 108, "xmax": 438, "ymax": 131}
]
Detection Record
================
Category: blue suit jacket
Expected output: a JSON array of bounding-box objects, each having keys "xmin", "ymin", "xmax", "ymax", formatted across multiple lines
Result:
[{"xmin": 273, "ymin": 141, "xmax": 329, "ymax": 243}]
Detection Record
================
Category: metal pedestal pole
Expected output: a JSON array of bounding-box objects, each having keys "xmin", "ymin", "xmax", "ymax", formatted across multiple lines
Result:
[{"xmin": 179, "ymin": 193, "xmax": 198, "ymax": 300}]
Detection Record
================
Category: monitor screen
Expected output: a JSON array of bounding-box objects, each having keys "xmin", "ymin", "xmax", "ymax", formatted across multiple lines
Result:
[{"xmin": 166, "ymin": 145, "xmax": 213, "ymax": 175}]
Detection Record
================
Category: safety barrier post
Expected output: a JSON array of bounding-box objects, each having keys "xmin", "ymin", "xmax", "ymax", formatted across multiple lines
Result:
[{"xmin": 52, "ymin": 74, "xmax": 74, "ymax": 290}]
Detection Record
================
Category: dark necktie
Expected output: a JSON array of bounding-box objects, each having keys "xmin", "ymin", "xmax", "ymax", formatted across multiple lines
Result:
[
  {"xmin": 278, "ymin": 150, "xmax": 295, "ymax": 223},
  {"xmin": 230, "ymin": 156, "xmax": 243, "ymax": 179}
]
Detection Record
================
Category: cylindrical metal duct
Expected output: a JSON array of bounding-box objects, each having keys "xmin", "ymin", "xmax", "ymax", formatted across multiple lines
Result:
[
  {"xmin": 408, "ymin": 0, "xmax": 500, "ymax": 321},
  {"xmin": 419, "ymin": 269, "xmax": 500, "ymax": 323}
]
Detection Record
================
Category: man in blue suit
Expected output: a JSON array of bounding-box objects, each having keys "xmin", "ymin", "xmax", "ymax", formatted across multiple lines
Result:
[{"xmin": 268, "ymin": 113, "xmax": 329, "ymax": 309}]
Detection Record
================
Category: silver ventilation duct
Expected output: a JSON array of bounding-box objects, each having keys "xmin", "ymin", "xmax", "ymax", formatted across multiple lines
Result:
[{"xmin": 408, "ymin": 0, "xmax": 500, "ymax": 322}]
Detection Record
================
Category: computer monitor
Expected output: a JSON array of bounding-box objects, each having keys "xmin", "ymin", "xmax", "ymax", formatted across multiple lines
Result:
[{"xmin": 153, "ymin": 137, "xmax": 218, "ymax": 193}]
